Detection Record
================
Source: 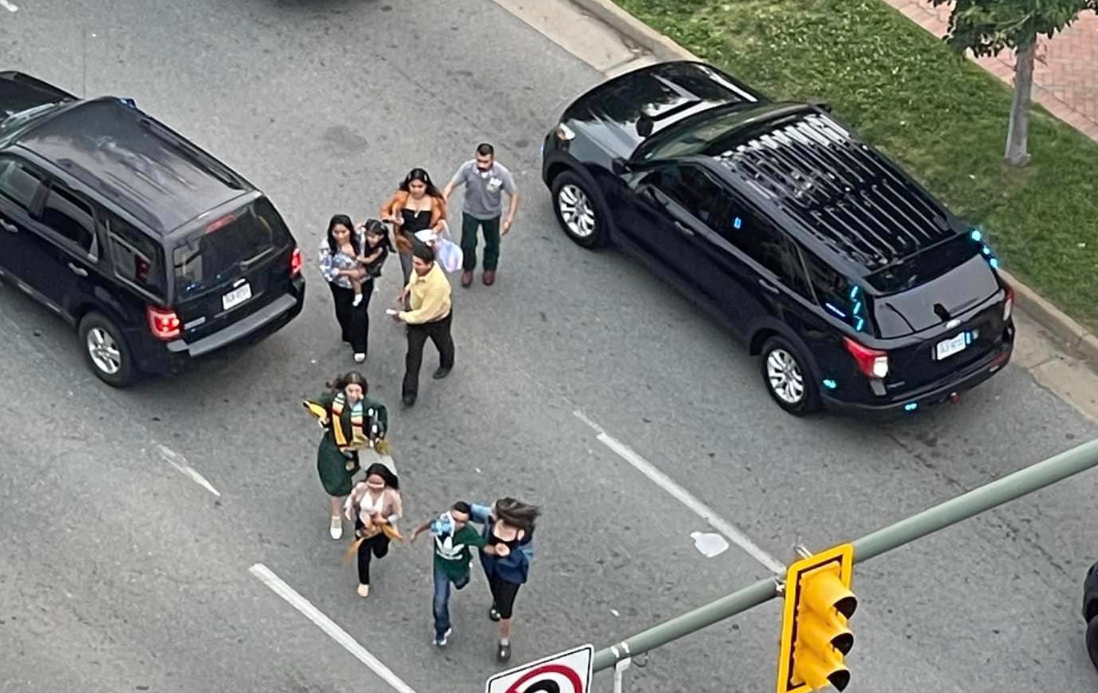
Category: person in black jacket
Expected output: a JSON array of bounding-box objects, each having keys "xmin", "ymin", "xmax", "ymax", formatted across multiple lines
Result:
[{"xmin": 469, "ymin": 497, "xmax": 540, "ymax": 662}]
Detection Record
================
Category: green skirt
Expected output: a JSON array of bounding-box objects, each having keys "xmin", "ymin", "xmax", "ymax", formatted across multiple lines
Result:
[{"xmin": 317, "ymin": 435, "xmax": 358, "ymax": 497}]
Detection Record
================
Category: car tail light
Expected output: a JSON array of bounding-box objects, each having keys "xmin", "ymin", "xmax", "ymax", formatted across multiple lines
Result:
[
  {"xmin": 147, "ymin": 306, "xmax": 181, "ymax": 340},
  {"xmin": 843, "ymin": 337, "xmax": 889, "ymax": 379},
  {"xmin": 290, "ymin": 246, "xmax": 303, "ymax": 277},
  {"xmin": 1002, "ymin": 282, "xmax": 1015, "ymax": 322}
]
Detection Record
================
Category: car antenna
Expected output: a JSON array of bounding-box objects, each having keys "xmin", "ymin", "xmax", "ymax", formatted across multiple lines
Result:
[{"xmin": 81, "ymin": 27, "xmax": 88, "ymax": 97}]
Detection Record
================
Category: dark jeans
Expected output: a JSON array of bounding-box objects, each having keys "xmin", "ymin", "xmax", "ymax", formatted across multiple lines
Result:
[
  {"xmin": 355, "ymin": 528, "xmax": 391, "ymax": 585},
  {"xmin": 402, "ymin": 310, "xmax": 455, "ymax": 399},
  {"xmin": 432, "ymin": 564, "xmax": 469, "ymax": 638},
  {"xmin": 328, "ymin": 280, "xmax": 371, "ymax": 355},
  {"xmin": 460, "ymin": 213, "xmax": 501, "ymax": 272}
]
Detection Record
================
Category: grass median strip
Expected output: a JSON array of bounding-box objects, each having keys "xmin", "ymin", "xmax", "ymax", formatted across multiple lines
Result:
[{"xmin": 611, "ymin": 0, "xmax": 1098, "ymax": 331}]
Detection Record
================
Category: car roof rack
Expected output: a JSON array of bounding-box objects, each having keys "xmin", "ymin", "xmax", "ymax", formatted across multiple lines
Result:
[{"xmin": 714, "ymin": 109, "xmax": 955, "ymax": 272}]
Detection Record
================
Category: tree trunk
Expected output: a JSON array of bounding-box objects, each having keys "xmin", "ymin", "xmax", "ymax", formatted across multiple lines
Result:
[{"xmin": 1005, "ymin": 41, "xmax": 1036, "ymax": 167}]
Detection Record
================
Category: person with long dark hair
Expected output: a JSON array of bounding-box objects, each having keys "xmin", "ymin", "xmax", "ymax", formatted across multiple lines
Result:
[
  {"xmin": 344, "ymin": 462, "xmax": 403, "ymax": 598},
  {"xmin": 318, "ymin": 214, "xmax": 371, "ymax": 363},
  {"xmin": 302, "ymin": 371, "xmax": 389, "ymax": 540},
  {"xmin": 469, "ymin": 497, "xmax": 540, "ymax": 662},
  {"xmin": 380, "ymin": 168, "xmax": 448, "ymax": 288}
]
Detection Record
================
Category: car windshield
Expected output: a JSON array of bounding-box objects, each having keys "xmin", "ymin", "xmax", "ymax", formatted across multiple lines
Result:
[
  {"xmin": 634, "ymin": 103, "xmax": 772, "ymax": 163},
  {"xmin": 0, "ymin": 102, "xmax": 62, "ymax": 140},
  {"xmin": 172, "ymin": 196, "xmax": 292, "ymax": 299},
  {"xmin": 864, "ymin": 233, "xmax": 979, "ymax": 294}
]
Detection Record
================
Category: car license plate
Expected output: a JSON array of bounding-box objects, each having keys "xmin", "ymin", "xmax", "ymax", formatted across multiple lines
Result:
[
  {"xmin": 935, "ymin": 332, "xmax": 967, "ymax": 361},
  {"xmin": 222, "ymin": 283, "xmax": 252, "ymax": 311}
]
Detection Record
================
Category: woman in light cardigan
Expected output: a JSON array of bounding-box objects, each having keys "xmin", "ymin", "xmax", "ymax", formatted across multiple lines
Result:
[{"xmin": 344, "ymin": 462, "xmax": 403, "ymax": 598}]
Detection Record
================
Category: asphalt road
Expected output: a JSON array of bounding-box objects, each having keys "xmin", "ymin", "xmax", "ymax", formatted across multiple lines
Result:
[{"xmin": 1, "ymin": 1, "xmax": 1097, "ymax": 692}]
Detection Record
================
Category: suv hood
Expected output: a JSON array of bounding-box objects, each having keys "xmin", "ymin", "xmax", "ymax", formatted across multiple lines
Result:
[
  {"xmin": 0, "ymin": 72, "xmax": 76, "ymax": 120},
  {"xmin": 561, "ymin": 61, "xmax": 765, "ymax": 159},
  {"xmin": 873, "ymin": 254, "xmax": 1001, "ymax": 338}
]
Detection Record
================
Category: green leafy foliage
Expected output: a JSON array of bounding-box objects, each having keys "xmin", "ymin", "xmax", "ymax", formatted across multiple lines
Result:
[
  {"xmin": 929, "ymin": 0, "xmax": 1097, "ymax": 56},
  {"xmin": 612, "ymin": 0, "xmax": 1098, "ymax": 330}
]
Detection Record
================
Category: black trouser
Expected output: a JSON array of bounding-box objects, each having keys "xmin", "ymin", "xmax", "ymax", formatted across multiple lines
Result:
[
  {"xmin": 328, "ymin": 281, "xmax": 371, "ymax": 355},
  {"xmin": 487, "ymin": 573, "xmax": 521, "ymax": 620},
  {"xmin": 355, "ymin": 526, "xmax": 391, "ymax": 585},
  {"xmin": 402, "ymin": 310, "xmax": 455, "ymax": 399}
]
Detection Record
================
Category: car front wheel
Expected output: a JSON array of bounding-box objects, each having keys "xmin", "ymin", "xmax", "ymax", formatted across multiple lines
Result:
[
  {"xmin": 79, "ymin": 311, "xmax": 135, "ymax": 388},
  {"xmin": 551, "ymin": 171, "xmax": 608, "ymax": 249},
  {"xmin": 760, "ymin": 335, "xmax": 821, "ymax": 416}
]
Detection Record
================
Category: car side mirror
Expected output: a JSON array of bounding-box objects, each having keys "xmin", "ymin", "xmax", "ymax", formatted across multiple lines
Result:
[{"xmin": 611, "ymin": 157, "xmax": 630, "ymax": 175}]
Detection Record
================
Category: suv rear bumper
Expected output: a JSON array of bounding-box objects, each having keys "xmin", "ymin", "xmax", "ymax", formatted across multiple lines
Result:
[
  {"xmin": 131, "ymin": 283, "xmax": 305, "ymax": 375},
  {"xmin": 822, "ymin": 326, "xmax": 1014, "ymax": 418}
]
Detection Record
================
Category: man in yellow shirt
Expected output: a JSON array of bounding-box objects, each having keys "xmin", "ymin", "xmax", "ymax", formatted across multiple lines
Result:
[{"xmin": 393, "ymin": 244, "xmax": 454, "ymax": 407}]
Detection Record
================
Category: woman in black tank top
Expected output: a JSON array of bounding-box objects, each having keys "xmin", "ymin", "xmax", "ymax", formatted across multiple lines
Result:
[{"xmin": 380, "ymin": 168, "xmax": 448, "ymax": 287}]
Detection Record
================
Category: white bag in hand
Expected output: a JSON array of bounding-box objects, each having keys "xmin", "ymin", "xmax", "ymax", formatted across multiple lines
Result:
[{"xmin": 436, "ymin": 238, "xmax": 464, "ymax": 273}]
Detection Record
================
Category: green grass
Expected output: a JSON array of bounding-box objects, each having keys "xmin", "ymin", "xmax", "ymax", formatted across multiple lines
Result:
[{"xmin": 613, "ymin": 0, "xmax": 1098, "ymax": 330}]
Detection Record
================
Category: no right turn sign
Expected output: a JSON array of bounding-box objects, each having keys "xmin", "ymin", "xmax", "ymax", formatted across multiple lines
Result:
[{"xmin": 485, "ymin": 644, "xmax": 594, "ymax": 693}]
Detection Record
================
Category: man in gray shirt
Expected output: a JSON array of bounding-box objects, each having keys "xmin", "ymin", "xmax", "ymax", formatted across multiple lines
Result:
[{"xmin": 442, "ymin": 143, "xmax": 520, "ymax": 288}]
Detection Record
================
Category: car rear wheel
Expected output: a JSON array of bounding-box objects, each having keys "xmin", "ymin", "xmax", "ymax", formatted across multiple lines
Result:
[
  {"xmin": 760, "ymin": 335, "xmax": 821, "ymax": 416},
  {"xmin": 1087, "ymin": 616, "xmax": 1098, "ymax": 671},
  {"xmin": 79, "ymin": 311, "xmax": 135, "ymax": 388},
  {"xmin": 551, "ymin": 171, "xmax": 608, "ymax": 248}
]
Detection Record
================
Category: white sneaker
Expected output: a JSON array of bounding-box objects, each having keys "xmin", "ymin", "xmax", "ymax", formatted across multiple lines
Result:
[
  {"xmin": 434, "ymin": 627, "xmax": 452, "ymax": 646},
  {"xmin": 329, "ymin": 516, "xmax": 343, "ymax": 540},
  {"xmin": 353, "ymin": 353, "xmax": 366, "ymax": 363}
]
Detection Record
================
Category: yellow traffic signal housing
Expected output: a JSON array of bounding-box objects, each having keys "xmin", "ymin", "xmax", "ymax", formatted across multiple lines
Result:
[{"xmin": 776, "ymin": 544, "xmax": 857, "ymax": 693}]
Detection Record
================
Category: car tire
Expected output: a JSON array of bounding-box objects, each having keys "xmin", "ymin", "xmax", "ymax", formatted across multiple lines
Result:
[
  {"xmin": 550, "ymin": 170, "xmax": 609, "ymax": 249},
  {"xmin": 1087, "ymin": 616, "xmax": 1098, "ymax": 671},
  {"xmin": 78, "ymin": 311, "xmax": 135, "ymax": 388},
  {"xmin": 760, "ymin": 335, "xmax": 821, "ymax": 416}
]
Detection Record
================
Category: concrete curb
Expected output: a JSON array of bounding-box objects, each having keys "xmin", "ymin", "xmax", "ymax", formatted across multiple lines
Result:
[
  {"xmin": 568, "ymin": 0, "xmax": 698, "ymax": 62},
  {"xmin": 1000, "ymin": 269, "xmax": 1098, "ymax": 364},
  {"xmin": 565, "ymin": 0, "xmax": 1098, "ymax": 374}
]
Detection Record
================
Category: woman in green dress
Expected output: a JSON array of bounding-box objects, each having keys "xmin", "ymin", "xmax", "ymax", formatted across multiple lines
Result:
[{"xmin": 303, "ymin": 371, "xmax": 390, "ymax": 540}]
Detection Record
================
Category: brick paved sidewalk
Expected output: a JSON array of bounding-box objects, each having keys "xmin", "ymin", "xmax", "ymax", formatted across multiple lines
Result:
[{"xmin": 884, "ymin": 0, "xmax": 1098, "ymax": 142}]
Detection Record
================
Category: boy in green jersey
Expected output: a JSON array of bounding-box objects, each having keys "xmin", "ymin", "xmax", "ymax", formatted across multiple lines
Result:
[{"xmin": 410, "ymin": 500, "xmax": 500, "ymax": 646}]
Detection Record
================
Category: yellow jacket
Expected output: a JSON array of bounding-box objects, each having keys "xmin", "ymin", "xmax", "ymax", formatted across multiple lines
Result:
[{"xmin": 400, "ymin": 263, "xmax": 451, "ymax": 324}]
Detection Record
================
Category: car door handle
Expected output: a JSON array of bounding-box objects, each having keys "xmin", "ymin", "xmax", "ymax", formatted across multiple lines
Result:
[
  {"xmin": 68, "ymin": 263, "xmax": 89, "ymax": 277},
  {"xmin": 0, "ymin": 219, "xmax": 17, "ymax": 234},
  {"xmin": 642, "ymin": 187, "xmax": 668, "ymax": 207},
  {"xmin": 758, "ymin": 278, "xmax": 780, "ymax": 294},
  {"xmin": 673, "ymin": 220, "xmax": 695, "ymax": 236}
]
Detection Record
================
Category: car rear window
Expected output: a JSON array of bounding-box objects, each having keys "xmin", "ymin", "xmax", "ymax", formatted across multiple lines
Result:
[
  {"xmin": 108, "ymin": 213, "xmax": 167, "ymax": 299},
  {"xmin": 864, "ymin": 233, "xmax": 979, "ymax": 294},
  {"xmin": 172, "ymin": 196, "xmax": 292, "ymax": 298}
]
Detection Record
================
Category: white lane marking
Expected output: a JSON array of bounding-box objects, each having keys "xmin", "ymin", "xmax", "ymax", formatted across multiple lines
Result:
[
  {"xmin": 155, "ymin": 444, "xmax": 221, "ymax": 497},
  {"xmin": 574, "ymin": 410, "xmax": 786, "ymax": 574},
  {"xmin": 249, "ymin": 564, "xmax": 420, "ymax": 693},
  {"xmin": 0, "ymin": 0, "xmax": 17, "ymax": 12}
]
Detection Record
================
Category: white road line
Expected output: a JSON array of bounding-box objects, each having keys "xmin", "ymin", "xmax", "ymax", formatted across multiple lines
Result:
[
  {"xmin": 574, "ymin": 410, "xmax": 786, "ymax": 575},
  {"xmin": 155, "ymin": 444, "xmax": 221, "ymax": 497},
  {"xmin": 248, "ymin": 564, "xmax": 420, "ymax": 693},
  {"xmin": 0, "ymin": 0, "xmax": 17, "ymax": 12}
]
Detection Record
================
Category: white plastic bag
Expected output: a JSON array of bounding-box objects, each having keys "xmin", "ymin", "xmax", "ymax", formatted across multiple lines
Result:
[{"xmin": 436, "ymin": 237, "xmax": 464, "ymax": 273}]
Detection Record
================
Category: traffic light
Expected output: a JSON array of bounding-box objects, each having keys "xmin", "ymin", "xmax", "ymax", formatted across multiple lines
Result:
[{"xmin": 776, "ymin": 543, "xmax": 857, "ymax": 693}]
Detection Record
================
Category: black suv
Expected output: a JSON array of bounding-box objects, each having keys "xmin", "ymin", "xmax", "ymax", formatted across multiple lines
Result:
[
  {"xmin": 0, "ymin": 72, "xmax": 305, "ymax": 388},
  {"xmin": 541, "ymin": 61, "xmax": 1015, "ymax": 416}
]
